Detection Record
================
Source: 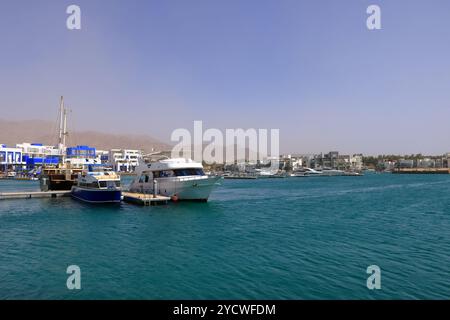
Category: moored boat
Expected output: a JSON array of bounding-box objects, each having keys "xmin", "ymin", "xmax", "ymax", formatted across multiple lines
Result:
[
  {"xmin": 71, "ymin": 168, "xmax": 122, "ymax": 203},
  {"xmin": 129, "ymin": 158, "xmax": 222, "ymax": 202},
  {"xmin": 40, "ymin": 165, "xmax": 83, "ymax": 191},
  {"xmin": 39, "ymin": 96, "xmax": 83, "ymax": 191},
  {"xmin": 291, "ymin": 168, "xmax": 322, "ymax": 177}
]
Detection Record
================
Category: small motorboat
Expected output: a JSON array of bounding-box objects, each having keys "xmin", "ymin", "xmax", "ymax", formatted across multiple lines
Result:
[{"xmin": 71, "ymin": 167, "xmax": 122, "ymax": 203}]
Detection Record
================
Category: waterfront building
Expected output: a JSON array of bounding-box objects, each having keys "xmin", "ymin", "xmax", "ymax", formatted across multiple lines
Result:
[
  {"xmin": 301, "ymin": 154, "xmax": 315, "ymax": 169},
  {"xmin": 309, "ymin": 154, "xmax": 322, "ymax": 169},
  {"xmin": 398, "ymin": 159, "xmax": 414, "ymax": 168},
  {"xmin": 291, "ymin": 157, "xmax": 303, "ymax": 171},
  {"xmin": 0, "ymin": 144, "xmax": 23, "ymax": 173},
  {"xmin": 350, "ymin": 154, "xmax": 363, "ymax": 171},
  {"xmin": 434, "ymin": 158, "xmax": 444, "ymax": 168},
  {"xmin": 323, "ymin": 151, "xmax": 339, "ymax": 169},
  {"xmin": 16, "ymin": 143, "xmax": 60, "ymax": 170},
  {"xmin": 66, "ymin": 145, "xmax": 99, "ymax": 166},
  {"xmin": 95, "ymin": 150, "xmax": 110, "ymax": 165},
  {"xmin": 280, "ymin": 154, "xmax": 303, "ymax": 171},
  {"xmin": 308, "ymin": 152, "xmax": 340, "ymax": 169},
  {"xmin": 417, "ymin": 158, "xmax": 436, "ymax": 168},
  {"xmin": 337, "ymin": 155, "xmax": 351, "ymax": 170},
  {"xmin": 109, "ymin": 149, "xmax": 141, "ymax": 172},
  {"xmin": 445, "ymin": 153, "xmax": 450, "ymax": 168},
  {"xmin": 380, "ymin": 160, "xmax": 396, "ymax": 171}
]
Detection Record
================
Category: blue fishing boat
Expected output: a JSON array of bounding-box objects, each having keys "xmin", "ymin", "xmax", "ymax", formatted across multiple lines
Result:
[{"xmin": 71, "ymin": 168, "xmax": 122, "ymax": 203}]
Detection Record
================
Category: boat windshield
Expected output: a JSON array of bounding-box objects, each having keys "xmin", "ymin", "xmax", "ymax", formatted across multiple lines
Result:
[
  {"xmin": 99, "ymin": 181, "xmax": 120, "ymax": 188},
  {"xmin": 173, "ymin": 168, "xmax": 205, "ymax": 176},
  {"xmin": 143, "ymin": 168, "xmax": 205, "ymax": 179}
]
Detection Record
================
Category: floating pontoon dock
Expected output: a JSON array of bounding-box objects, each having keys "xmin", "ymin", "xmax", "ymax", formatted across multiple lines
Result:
[
  {"xmin": 0, "ymin": 190, "xmax": 71, "ymax": 200},
  {"xmin": 122, "ymin": 192, "xmax": 171, "ymax": 206},
  {"xmin": 0, "ymin": 190, "xmax": 171, "ymax": 205}
]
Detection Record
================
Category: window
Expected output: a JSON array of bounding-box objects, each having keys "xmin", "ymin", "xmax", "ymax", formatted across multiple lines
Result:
[
  {"xmin": 174, "ymin": 168, "xmax": 204, "ymax": 176},
  {"xmin": 160, "ymin": 170, "xmax": 175, "ymax": 177}
]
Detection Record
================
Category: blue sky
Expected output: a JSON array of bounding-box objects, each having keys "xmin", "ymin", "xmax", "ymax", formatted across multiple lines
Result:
[{"xmin": 0, "ymin": 0, "xmax": 449, "ymax": 155}]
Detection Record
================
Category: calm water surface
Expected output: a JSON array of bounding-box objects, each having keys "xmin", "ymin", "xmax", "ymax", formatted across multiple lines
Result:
[{"xmin": 0, "ymin": 174, "xmax": 449, "ymax": 299}]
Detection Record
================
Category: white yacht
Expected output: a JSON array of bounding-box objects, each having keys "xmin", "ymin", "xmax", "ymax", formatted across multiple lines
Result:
[
  {"xmin": 128, "ymin": 158, "xmax": 222, "ymax": 202},
  {"xmin": 320, "ymin": 169, "xmax": 346, "ymax": 176},
  {"xmin": 291, "ymin": 168, "xmax": 322, "ymax": 177},
  {"xmin": 291, "ymin": 168, "xmax": 362, "ymax": 177}
]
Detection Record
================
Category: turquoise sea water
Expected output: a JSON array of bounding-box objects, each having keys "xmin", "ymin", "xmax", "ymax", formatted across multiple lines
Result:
[{"xmin": 0, "ymin": 174, "xmax": 450, "ymax": 299}]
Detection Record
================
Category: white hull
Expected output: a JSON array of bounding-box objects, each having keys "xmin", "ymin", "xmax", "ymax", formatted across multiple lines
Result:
[{"xmin": 129, "ymin": 175, "xmax": 222, "ymax": 201}]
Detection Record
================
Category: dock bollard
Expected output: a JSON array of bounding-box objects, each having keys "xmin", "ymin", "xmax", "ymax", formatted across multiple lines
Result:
[{"xmin": 153, "ymin": 179, "xmax": 157, "ymax": 198}]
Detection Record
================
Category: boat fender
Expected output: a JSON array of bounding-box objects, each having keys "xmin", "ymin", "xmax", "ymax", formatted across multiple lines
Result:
[{"xmin": 171, "ymin": 194, "xmax": 179, "ymax": 202}]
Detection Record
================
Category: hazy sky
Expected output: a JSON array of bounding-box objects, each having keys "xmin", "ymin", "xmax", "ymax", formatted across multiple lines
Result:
[{"xmin": 0, "ymin": 0, "xmax": 449, "ymax": 155}]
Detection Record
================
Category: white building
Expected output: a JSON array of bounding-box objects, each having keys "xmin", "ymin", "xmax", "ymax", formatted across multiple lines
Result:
[
  {"xmin": 291, "ymin": 157, "xmax": 303, "ymax": 170},
  {"xmin": 381, "ymin": 160, "xmax": 396, "ymax": 171},
  {"xmin": 350, "ymin": 154, "xmax": 363, "ymax": 171},
  {"xmin": 96, "ymin": 150, "xmax": 110, "ymax": 165},
  {"xmin": 399, "ymin": 159, "xmax": 414, "ymax": 168},
  {"xmin": 417, "ymin": 158, "xmax": 435, "ymax": 168},
  {"xmin": 16, "ymin": 143, "xmax": 60, "ymax": 158},
  {"xmin": 16, "ymin": 143, "xmax": 61, "ymax": 169},
  {"xmin": 109, "ymin": 149, "xmax": 141, "ymax": 172},
  {"xmin": 0, "ymin": 144, "xmax": 23, "ymax": 172}
]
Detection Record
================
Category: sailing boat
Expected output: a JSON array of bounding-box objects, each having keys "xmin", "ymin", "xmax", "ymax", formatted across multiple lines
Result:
[{"xmin": 39, "ymin": 96, "xmax": 84, "ymax": 191}]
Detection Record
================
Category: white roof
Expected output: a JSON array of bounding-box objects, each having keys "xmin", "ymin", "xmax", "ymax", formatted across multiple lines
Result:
[{"xmin": 137, "ymin": 158, "xmax": 203, "ymax": 172}]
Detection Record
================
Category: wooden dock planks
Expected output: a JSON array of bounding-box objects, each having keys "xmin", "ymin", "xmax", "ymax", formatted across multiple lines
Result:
[{"xmin": 122, "ymin": 192, "xmax": 171, "ymax": 206}]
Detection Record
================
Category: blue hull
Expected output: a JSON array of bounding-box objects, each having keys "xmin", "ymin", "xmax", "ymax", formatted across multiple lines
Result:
[{"xmin": 71, "ymin": 187, "xmax": 122, "ymax": 203}]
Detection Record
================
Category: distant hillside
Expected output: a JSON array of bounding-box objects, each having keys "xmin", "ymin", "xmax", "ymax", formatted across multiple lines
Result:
[{"xmin": 0, "ymin": 119, "xmax": 170, "ymax": 153}]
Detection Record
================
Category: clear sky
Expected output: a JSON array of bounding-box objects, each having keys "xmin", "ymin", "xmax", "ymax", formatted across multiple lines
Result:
[{"xmin": 0, "ymin": 0, "xmax": 449, "ymax": 155}]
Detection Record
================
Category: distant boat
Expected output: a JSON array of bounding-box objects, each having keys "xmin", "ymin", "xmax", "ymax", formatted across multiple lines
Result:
[
  {"xmin": 255, "ymin": 168, "xmax": 285, "ymax": 178},
  {"xmin": 320, "ymin": 169, "xmax": 346, "ymax": 176},
  {"xmin": 223, "ymin": 174, "xmax": 257, "ymax": 180},
  {"xmin": 291, "ymin": 168, "xmax": 322, "ymax": 177},
  {"xmin": 71, "ymin": 168, "xmax": 122, "ymax": 203},
  {"xmin": 6, "ymin": 171, "xmax": 17, "ymax": 178},
  {"xmin": 291, "ymin": 168, "xmax": 363, "ymax": 177}
]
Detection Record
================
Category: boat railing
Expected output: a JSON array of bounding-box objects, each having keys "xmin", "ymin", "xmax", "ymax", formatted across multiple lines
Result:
[{"xmin": 175, "ymin": 175, "xmax": 207, "ymax": 182}]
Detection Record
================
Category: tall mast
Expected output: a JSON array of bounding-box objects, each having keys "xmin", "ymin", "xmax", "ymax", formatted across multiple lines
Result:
[
  {"xmin": 58, "ymin": 96, "xmax": 64, "ymax": 146},
  {"xmin": 62, "ymin": 107, "xmax": 67, "ymax": 147},
  {"xmin": 58, "ymin": 96, "xmax": 68, "ymax": 162}
]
